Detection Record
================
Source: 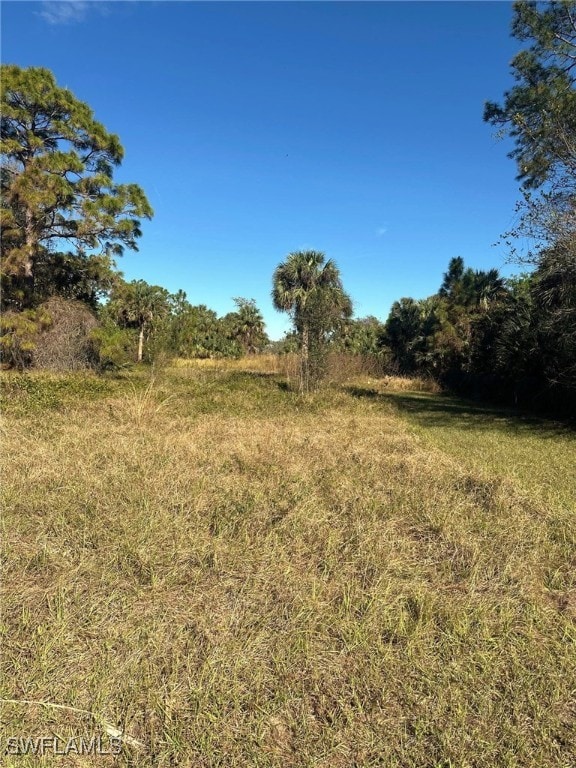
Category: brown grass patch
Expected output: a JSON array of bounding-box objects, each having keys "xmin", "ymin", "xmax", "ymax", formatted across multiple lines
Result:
[{"xmin": 1, "ymin": 365, "xmax": 574, "ymax": 767}]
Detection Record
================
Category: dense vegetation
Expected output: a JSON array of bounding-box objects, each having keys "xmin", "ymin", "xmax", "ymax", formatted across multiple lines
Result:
[
  {"xmin": 1, "ymin": 2, "xmax": 575, "ymax": 411},
  {"xmin": 380, "ymin": 1, "xmax": 575, "ymax": 414},
  {"xmin": 381, "ymin": 255, "xmax": 575, "ymax": 414}
]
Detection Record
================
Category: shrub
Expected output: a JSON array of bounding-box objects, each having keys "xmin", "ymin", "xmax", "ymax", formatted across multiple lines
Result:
[
  {"xmin": 0, "ymin": 307, "xmax": 52, "ymax": 371},
  {"xmin": 32, "ymin": 297, "xmax": 99, "ymax": 371},
  {"xmin": 90, "ymin": 322, "xmax": 135, "ymax": 370}
]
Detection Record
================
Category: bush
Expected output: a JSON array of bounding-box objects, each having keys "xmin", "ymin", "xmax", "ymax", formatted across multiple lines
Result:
[
  {"xmin": 0, "ymin": 307, "xmax": 52, "ymax": 371},
  {"xmin": 32, "ymin": 297, "xmax": 99, "ymax": 371},
  {"xmin": 90, "ymin": 322, "xmax": 135, "ymax": 370}
]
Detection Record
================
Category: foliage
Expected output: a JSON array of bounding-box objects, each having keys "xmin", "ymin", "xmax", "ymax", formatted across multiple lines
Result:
[
  {"xmin": 107, "ymin": 279, "xmax": 171, "ymax": 363},
  {"xmin": 382, "ymin": 255, "xmax": 575, "ymax": 414},
  {"xmin": 1, "ymin": 246, "xmax": 117, "ymax": 313},
  {"xmin": 268, "ymin": 331, "xmax": 300, "ymax": 355},
  {"xmin": 339, "ymin": 315, "xmax": 387, "ymax": 356},
  {"xmin": 0, "ymin": 298, "xmax": 102, "ymax": 371},
  {"xmin": 0, "ymin": 65, "xmax": 152, "ymax": 309},
  {"xmin": 481, "ymin": 1, "xmax": 576, "ymax": 403},
  {"xmin": 530, "ymin": 244, "xmax": 576, "ymax": 387},
  {"xmin": 484, "ymin": 0, "xmax": 576, "ymax": 190},
  {"xmin": 90, "ymin": 322, "xmax": 135, "ymax": 371},
  {"xmin": 0, "ymin": 306, "xmax": 51, "ymax": 371},
  {"xmin": 224, "ymin": 298, "xmax": 269, "ymax": 354},
  {"xmin": 390, "ymin": 263, "xmax": 505, "ymax": 379},
  {"xmin": 272, "ymin": 250, "xmax": 352, "ymax": 393},
  {"xmin": 168, "ymin": 296, "xmax": 240, "ymax": 359},
  {"xmin": 382, "ymin": 298, "xmax": 424, "ymax": 373}
]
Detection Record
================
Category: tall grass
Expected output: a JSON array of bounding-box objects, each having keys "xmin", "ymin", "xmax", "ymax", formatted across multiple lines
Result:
[
  {"xmin": 1, "ymin": 365, "xmax": 574, "ymax": 767},
  {"xmin": 170, "ymin": 353, "xmax": 437, "ymax": 393},
  {"xmin": 172, "ymin": 353, "xmax": 288, "ymax": 373}
]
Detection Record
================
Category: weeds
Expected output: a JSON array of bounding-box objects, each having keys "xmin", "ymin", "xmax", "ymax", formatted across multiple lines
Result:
[
  {"xmin": 1, "ymin": 364, "xmax": 575, "ymax": 767},
  {"xmin": 109, "ymin": 376, "xmax": 176, "ymax": 426}
]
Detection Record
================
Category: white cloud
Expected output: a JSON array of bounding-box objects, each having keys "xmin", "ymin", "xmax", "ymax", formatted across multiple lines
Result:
[
  {"xmin": 39, "ymin": 1, "xmax": 109, "ymax": 26},
  {"xmin": 376, "ymin": 226, "xmax": 388, "ymax": 237}
]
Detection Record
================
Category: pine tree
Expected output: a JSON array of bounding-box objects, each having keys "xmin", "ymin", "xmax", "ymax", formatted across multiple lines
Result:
[{"xmin": 1, "ymin": 65, "xmax": 153, "ymax": 308}]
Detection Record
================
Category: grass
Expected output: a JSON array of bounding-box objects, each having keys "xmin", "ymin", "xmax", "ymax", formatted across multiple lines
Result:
[
  {"xmin": 1, "ymin": 360, "xmax": 575, "ymax": 767},
  {"xmin": 352, "ymin": 383, "xmax": 576, "ymax": 514}
]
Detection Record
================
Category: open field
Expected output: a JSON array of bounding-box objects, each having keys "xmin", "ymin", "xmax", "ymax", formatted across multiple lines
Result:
[{"xmin": 1, "ymin": 361, "xmax": 575, "ymax": 767}]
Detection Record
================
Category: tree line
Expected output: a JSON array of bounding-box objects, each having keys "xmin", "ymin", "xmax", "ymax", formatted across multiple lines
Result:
[
  {"xmin": 0, "ymin": 64, "xmax": 271, "ymax": 368},
  {"xmin": 383, "ymin": 256, "xmax": 574, "ymax": 413},
  {"xmin": 1, "ymin": 2, "xmax": 574, "ymax": 412},
  {"xmin": 0, "ymin": 64, "xmax": 384, "ymax": 384},
  {"xmin": 377, "ymin": 1, "xmax": 576, "ymax": 415}
]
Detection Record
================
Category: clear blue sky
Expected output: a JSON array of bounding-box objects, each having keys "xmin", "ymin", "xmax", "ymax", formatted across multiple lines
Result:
[{"xmin": 2, "ymin": 1, "xmax": 523, "ymax": 339}]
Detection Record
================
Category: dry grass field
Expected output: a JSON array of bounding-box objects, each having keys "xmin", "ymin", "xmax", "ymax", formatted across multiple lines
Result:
[{"xmin": 1, "ymin": 359, "xmax": 575, "ymax": 767}]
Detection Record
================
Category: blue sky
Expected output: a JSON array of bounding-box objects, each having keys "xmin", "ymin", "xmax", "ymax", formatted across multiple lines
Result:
[{"xmin": 2, "ymin": 1, "xmax": 523, "ymax": 339}]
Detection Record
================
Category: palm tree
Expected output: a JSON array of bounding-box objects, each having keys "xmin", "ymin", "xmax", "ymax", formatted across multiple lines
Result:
[
  {"xmin": 440, "ymin": 258, "xmax": 506, "ymax": 311},
  {"xmin": 111, "ymin": 279, "xmax": 170, "ymax": 362},
  {"xmin": 272, "ymin": 250, "xmax": 352, "ymax": 393},
  {"xmin": 230, "ymin": 297, "xmax": 267, "ymax": 355},
  {"xmin": 472, "ymin": 268, "xmax": 507, "ymax": 310}
]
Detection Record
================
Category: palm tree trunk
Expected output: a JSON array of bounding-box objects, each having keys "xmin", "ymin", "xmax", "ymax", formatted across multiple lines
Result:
[
  {"xmin": 137, "ymin": 325, "xmax": 145, "ymax": 363},
  {"xmin": 300, "ymin": 323, "xmax": 310, "ymax": 394}
]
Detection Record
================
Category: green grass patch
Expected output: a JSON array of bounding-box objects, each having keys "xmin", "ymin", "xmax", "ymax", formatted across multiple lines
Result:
[
  {"xmin": 0, "ymin": 370, "xmax": 131, "ymax": 416},
  {"xmin": 373, "ymin": 387, "xmax": 576, "ymax": 513}
]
